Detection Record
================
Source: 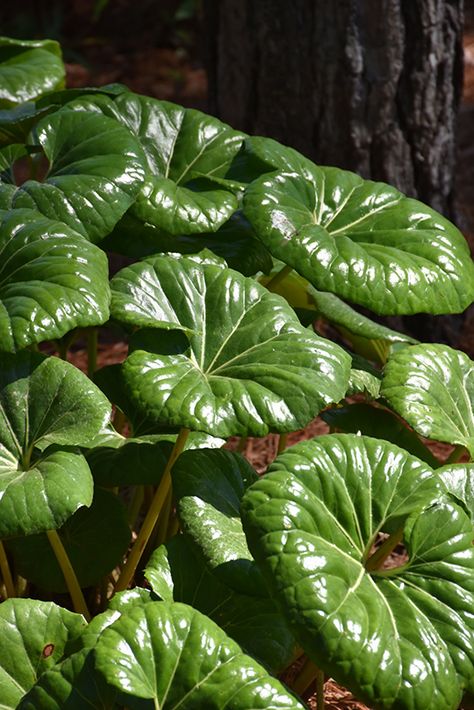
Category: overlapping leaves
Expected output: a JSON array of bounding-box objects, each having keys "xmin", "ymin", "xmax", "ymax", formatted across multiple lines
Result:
[
  {"xmin": 68, "ymin": 92, "xmax": 245, "ymax": 235},
  {"xmin": 0, "ymin": 351, "xmax": 110, "ymax": 537},
  {"xmin": 0, "ymin": 107, "xmax": 145, "ymax": 243},
  {"xmin": 112, "ymin": 253, "xmax": 351, "ymax": 436},
  {"xmin": 94, "ymin": 601, "xmax": 305, "ymax": 708},
  {"xmin": 241, "ymin": 434, "xmax": 474, "ymax": 710},
  {"xmin": 145, "ymin": 535, "xmax": 296, "ymax": 672}
]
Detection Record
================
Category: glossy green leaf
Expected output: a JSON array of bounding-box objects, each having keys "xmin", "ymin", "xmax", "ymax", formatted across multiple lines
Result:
[
  {"xmin": 69, "ymin": 92, "xmax": 245, "ymax": 234},
  {"xmin": 8, "ymin": 488, "xmax": 130, "ymax": 591},
  {"xmin": 381, "ymin": 343, "xmax": 474, "ymax": 457},
  {"xmin": 438, "ymin": 463, "xmax": 474, "ymax": 521},
  {"xmin": 243, "ymin": 140, "xmax": 474, "ymax": 315},
  {"xmin": 0, "ymin": 209, "xmax": 111, "ymax": 352},
  {"xmin": 146, "ymin": 535, "xmax": 296, "ymax": 672},
  {"xmin": 18, "ymin": 610, "xmax": 120, "ymax": 710},
  {"xmin": 0, "ymin": 351, "xmax": 110, "ymax": 536},
  {"xmin": 132, "ymin": 176, "xmax": 239, "ymax": 235},
  {"xmin": 322, "ymin": 402, "xmax": 439, "ymax": 466},
  {"xmin": 112, "ymin": 253, "xmax": 350, "ymax": 437},
  {"xmin": 0, "ymin": 598, "xmax": 86, "ymax": 709},
  {"xmin": 104, "ymin": 210, "xmax": 273, "ymax": 276},
  {"xmin": 0, "ymin": 37, "xmax": 64, "ymax": 108},
  {"xmin": 4, "ymin": 108, "xmax": 145, "ymax": 243},
  {"xmin": 172, "ymin": 448, "xmax": 264, "ymax": 595},
  {"xmin": 94, "ymin": 601, "xmax": 305, "ymax": 708},
  {"xmin": 242, "ymin": 433, "xmax": 474, "ymax": 710}
]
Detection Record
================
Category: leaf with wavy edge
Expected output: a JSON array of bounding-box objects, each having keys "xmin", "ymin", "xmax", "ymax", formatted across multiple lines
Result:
[
  {"xmin": 3, "ymin": 108, "xmax": 145, "ymax": 243},
  {"xmin": 67, "ymin": 92, "xmax": 245, "ymax": 234},
  {"xmin": 0, "ymin": 351, "xmax": 110, "ymax": 536},
  {"xmin": 243, "ymin": 137, "xmax": 474, "ymax": 315},
  {"xmin": 112, "ymin": 253, "xmax": 351, "ymax": 437},
  {"xmin": 241, "ymin": 433, "xmax": 474, "ymax": 710},
  {"xmin": 17, "ymin": 610, "xmax": 120, "ymax": 710},
  {"xmin": 0, "ymin": 209, "xmax": 110, "ymax": 352},
  {"xmin": 94, "ymin": 601, "xmax": 305, "ymax": 708},
  {"xmin": 0, "ymin": 598, "xmax": 85, "ymax": 709},
  {"xmin": 0, "ymin": 37, "xmax": 64, "ymax": 108}
]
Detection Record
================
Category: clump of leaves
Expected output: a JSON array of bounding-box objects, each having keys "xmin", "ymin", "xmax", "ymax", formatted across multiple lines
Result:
[{"xmin": 0, "ymin": 35, "xmax": 474, "ymax": 710}]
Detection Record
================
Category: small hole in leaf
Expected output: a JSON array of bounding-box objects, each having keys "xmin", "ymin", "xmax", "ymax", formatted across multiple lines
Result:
[{"xmin": 42, "ymin": 644, "xmax": 54, "ymax": 658}]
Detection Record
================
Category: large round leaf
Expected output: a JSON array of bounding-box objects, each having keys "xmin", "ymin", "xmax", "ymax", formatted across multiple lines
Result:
[
  {"xmin": 381, "ymin": 343, "xmax": 474, "ymax": 457},
  {"xmin": 4, "ymin": 108, "xmax": 145, "ymax": 243},
  {"xmin": 0, "ymin": 598, "xmax": 86, "ymax": 709},
  {"xmin": 8, "ymin": 488, "xmax": 131, "ymax": 591},
  {"xmin": 145, "ymin": 535, "xmax": 296, "ymax": 672},
  {"xmin": 0, "ymin": 209, "xmax": 110, "ymax": 351},
  {"xmin": 68, "ymin": 92, "xmax": 245, "ymax": 235},
  {"xmin": 0, "ymin": 351, "xmax": 110, "ymax": 536},
  {"xmin": 243, "ymin": 140, "xmax": 474, "ymax": 315},
  {"xmin": 94, "ymin": 600, "xmax": 305, "ymax": 709},
  {"xmin": 0, "ymin": 37, "xmax": 64, "ymax": 108},
  {"xmin": 241, "ymin": 434, "xmax": 474, "ymax": 710},
  {"xmin": 112, "ymin": 253, "xmax": 351, "ymax": 437},
  {"xmin": 172, "ymin": 448, "xmax": 265, "ymax": 595}
]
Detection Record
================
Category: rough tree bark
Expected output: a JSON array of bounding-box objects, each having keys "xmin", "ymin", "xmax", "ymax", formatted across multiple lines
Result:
[{"xmin": 205, "ymin": 0, "xmax": 464, "ymax": 215}]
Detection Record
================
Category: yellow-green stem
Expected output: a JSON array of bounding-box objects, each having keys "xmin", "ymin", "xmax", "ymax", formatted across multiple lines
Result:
[
  {"xmin": 0, "ymin": 541, "xmax": 15, "ymax": 598},
  {"xmin": 292, "ymin": 655, "xmax": 320, "ymax": 696},
  {"xmin": 46, "ymin": 530, "xmax": 90, "ymax": 620},
  {"xmin": 365, "ymin": 526, "xmax": 404, "ymax": 572},
  {"xmin": 155, "ymin": 488, "xmax": 173, "ymax": 549},
  {"xmin": 265, "ymin": 264, "xmax": 293, "ymax": 291},
  {"xmin": 277, "ymin": 433, "xmax": 288, "ymax": 455},
  {"xmin": 115, "ymin": 427, "xmax": 190, "ymax": 592},
  {"xmin": 87, "ymin": 328, "xmax": 98, "ymax": 379}
]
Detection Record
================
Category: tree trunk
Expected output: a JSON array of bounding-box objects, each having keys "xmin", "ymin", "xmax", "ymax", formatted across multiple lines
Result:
[{"xmin": 205, "ymin": 0, "xmax": 464, "ymax": 215}]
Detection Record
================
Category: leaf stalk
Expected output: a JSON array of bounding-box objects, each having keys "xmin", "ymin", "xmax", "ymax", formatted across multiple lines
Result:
[
  {"xmin": 365, "ymin": 526, "xmax": 404, "ymax": 572},
  {"xmin": 265, "ymin": 264, "xmax": 293, "ymax": 291},
  {"xmin": 114, "ymin": 427, "xmax": 190, "ymax": 592},
  {"xmin": 0, "ymin": 541, "xmax": 15, "ymax": 599},
  {"xmin": 46, "ymin": 529, "xmax": 91, "ymax": 620}
]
